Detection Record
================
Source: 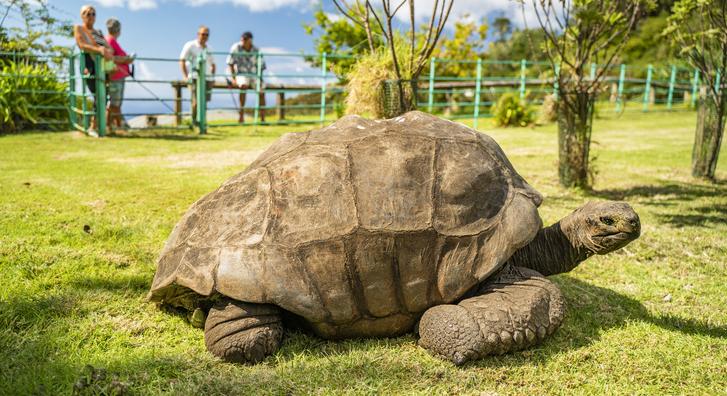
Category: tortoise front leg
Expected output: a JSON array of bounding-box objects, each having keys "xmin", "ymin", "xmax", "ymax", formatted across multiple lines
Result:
[
  {"xmin": 417, "ymin": 267, "xmax": 565, "ymax": 365},
  {"xmin": 204, "ymin": 298, "xmax": 283, "ymax": 364}
]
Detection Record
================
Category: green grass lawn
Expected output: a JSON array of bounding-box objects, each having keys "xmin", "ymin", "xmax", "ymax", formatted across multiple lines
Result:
[{"xmin": 1, "ymin": 111, "xmax": 725, "ymax": 395}]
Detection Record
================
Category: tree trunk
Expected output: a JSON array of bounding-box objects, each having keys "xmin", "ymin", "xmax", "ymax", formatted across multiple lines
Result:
[
  {"xmin": 692, "ymin": 94, "xmax": 726, "ymax": 180},
  {"xmin": 380, "ymin": 79, "xmax": 418, "ymax": 118},
  {"xmin": 557, "ymin": 92, "xmax": 596, "ymax": 188}
]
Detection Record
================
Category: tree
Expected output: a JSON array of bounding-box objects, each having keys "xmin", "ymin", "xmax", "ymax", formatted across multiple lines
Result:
[
  {"xmin": 492, "ymin": 15, "xmax": 512, "ymax": 43},
  {"xmin": 431, "ymin": 14, "xmax": 487, "ymax": 78},
  {"xmin": 486, "ymin": 28, "xmax": 549, "ymax": 78},
  {"xmin": 333, "ymin": 0, "xmax": 454, "ymax": 115},
  {"xmin": 665, "ymin": 0, "xmax": 727, "ymax": 180},
  {"xmin": 524, "ymin": 0, "xmax": 651, "ymax": 188},
  {"xmin": 0, "ymin": 0, "xmax": 72, "ymax": 58},
  {"xmin": 303, "ymin": 6, "xmax": 384, "ymax": 78},
  {"xmin": 0, "ymin": 0, "xmax": 72, "ymax": 132},
  {"xmin": 620, "ymin": 11, "xmax": 678, "ymax": 69}
]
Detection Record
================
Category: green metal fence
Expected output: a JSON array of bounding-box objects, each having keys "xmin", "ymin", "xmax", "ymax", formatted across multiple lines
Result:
[{"xmin": 3, "ymin": 50, "xmax": 722, "ymax": 135}]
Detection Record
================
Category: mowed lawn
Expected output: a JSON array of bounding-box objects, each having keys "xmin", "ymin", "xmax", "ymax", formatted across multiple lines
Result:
[{"xmin": 0, "ymin": 111, "xmax": 725, "ymax": 395}]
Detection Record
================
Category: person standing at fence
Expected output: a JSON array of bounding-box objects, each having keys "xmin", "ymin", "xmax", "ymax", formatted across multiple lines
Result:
[
  {"xmin": 105, "ymin": 18, "xmax": 134, "ymax": 131},
  {"xmin": 180, "ymin": 26, "xmax": 216, "ymax": 126},
  {"xmin": 226, "ymin": 31, "xmax": 266, "ymax": 124},
  {"xmin": 73, "ymin": 4, "xmax": 114, "ymax": 136}
]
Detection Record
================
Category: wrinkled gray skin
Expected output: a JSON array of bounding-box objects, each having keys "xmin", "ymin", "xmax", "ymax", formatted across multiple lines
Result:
[
  {"xmin": 417, "ymin": 201, "xmax": 640, "ymax": 364},
  {"xmin": 148, "ymin": 111, "xmax": 641, "ymax": 365}
]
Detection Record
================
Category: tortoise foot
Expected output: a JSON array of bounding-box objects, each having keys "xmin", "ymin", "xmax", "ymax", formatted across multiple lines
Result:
[
  {"xmin": 418, "ymin": 266, "xmax": 564, "ymax": 365},
  {"xmin": 418, "ymin": 304, "xmax": 484, "ymax": 365},
  {"xmin": 204, "ymin": 299, "xmax": 283, "ymax": 364}
]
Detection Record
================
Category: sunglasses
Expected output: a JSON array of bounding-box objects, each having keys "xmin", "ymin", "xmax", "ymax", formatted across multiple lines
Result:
[
  {"xmin": 200, "ymin": 32, "xmax": 209, "ymax": 36},
  {"xmin": 85, "ymin": 12, "xmax": 96, "ymax": 16}
]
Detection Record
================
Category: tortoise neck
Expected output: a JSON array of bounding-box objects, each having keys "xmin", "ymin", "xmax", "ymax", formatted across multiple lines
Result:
[{"xmin": 506, "ymin": 218, "xmax": 592, "ymax": 276}]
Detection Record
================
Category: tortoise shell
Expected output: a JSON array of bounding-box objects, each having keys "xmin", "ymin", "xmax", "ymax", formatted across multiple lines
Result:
[{"xmin": 149, "ymin": 111, "xmax": 543, "ymax": 338}]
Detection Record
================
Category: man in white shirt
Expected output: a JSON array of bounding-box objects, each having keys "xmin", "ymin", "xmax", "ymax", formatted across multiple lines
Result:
[
  {"xmin": 226, "ymin": 31, "xmax": 266, "ymax": 123},
  {"xmin": 180, "ymin": 25, "xmax": 216, "ymax": 125}
]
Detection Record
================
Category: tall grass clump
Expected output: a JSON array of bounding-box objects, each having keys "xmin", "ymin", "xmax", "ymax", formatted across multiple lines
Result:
[
  {"xmin": 0, "ymin": 61, "xmax": 68, "ymax": 133},
  {"xmin": 539, "ymin": 94, "xmax": 559, "ymax": 124},
  {"xmin": 345, "ymin": 38, "xmax": 414, "ymax": 118}
]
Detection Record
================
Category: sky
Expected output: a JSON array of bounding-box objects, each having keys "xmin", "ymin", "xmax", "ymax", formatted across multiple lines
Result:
[{"xmin": 4, "ymin": 0, "xmax": 540, "ymax": 115}]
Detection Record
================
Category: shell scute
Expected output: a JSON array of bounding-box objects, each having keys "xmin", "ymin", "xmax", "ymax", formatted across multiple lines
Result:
[{"xmin": 349, "ymin": 134, "xmax": 434, "ymax": 231}]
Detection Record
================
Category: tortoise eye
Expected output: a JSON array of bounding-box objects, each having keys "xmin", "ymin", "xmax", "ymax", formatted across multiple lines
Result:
[{"xmin": 600, "ymin": 217, "xmax": 615, "ymax": 226}]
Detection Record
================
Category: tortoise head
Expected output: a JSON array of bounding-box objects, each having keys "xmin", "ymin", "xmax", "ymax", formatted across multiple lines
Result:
[{"xmin": 567, "ymin": 201, "xmax": 641, "ymax": 255}]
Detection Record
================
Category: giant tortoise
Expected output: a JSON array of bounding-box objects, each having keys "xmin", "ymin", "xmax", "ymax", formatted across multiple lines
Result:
[{"xmin": 149, "ymin": 111, "xmax": 641, "ymax": 365}]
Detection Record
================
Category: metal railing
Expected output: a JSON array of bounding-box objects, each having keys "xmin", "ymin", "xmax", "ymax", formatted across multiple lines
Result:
[{"xmin": 2, "ymin": 49, "xmax": 722, "ymax": 136}]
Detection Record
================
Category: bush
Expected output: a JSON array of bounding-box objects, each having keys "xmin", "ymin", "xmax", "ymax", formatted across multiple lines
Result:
[
  {"xmin": 491, "ymin": 93, "xmax": 535, "ymax": 127},
  {"xmin": 345, "ymin": 37, "xmax": 414, "ymax": 118},
  {"xmin": 0, "ymin": 61, "xmax": 68, "ymax": 133}
]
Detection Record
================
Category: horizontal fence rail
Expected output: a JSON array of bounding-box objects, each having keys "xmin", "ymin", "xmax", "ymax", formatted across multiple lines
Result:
[{"xmin": 2, "ymin": 50, "xmax": 724, "ymax": 135}]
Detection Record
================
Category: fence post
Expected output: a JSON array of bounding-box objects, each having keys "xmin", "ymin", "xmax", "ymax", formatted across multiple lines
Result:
[
  {"xmin": 68, "ymin": 54, "xmax": 77, "ymax": 128},
  {"xmin": 95, "ymin": 54, "xmax": 107, "ymax": 136},
  {"xmin": 691, "ymin": 68, "xmax": 700, "ymax": 108},
  {"xmin": 473, "ymin": 58, "xmax": 482, "ymax": 130},
  {"xmin": 320, "ymin": 52, "xmax": 327, "ymax": 125},
  {"xmin": 519, "ymin": 59, "xmax": 527, "ymax": 100},
  {"xmin": 553, "ymin": 64, "xmax": 560, "ymax": 100},
  {"xmin": 79, "ymin": 54, "xmax": 88, "ymax": 132},
  {"xmin": 616, "ymin": 64, "xmax": 626, "ymax": 113},
  {"xmin": 667, "ymin": 65, "xmax": 676, "ymax": 110},
  {"xmin": 254, "ymin": 51, "xmax": 263, "ymax": 125},
  {"xmin": 428, "ymin": 57, "xmax": 435, "ymax": 113},
  {"xmin": 197, "ymin": 51, "xmax": 207, "ymax": 134},
  {"xmin": 642, "ymin": 64, "xmax": 653, "ymax": 112}
]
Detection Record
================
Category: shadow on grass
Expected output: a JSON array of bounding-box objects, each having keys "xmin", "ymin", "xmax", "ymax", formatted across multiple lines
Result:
[
  {"xmin": 556, "ymin": 276, "xmax": 727, "ymax": 341},
  {"xmin": 1, "ymin": 275, "xmax": 725, "ymax": 393},
  {"xmin": 589, "ymin": 181, "xmax": 727, "ymax": 228},
  {"xmin": 591, "ymin": 181, "xmax": 726, "ymax": 201}
]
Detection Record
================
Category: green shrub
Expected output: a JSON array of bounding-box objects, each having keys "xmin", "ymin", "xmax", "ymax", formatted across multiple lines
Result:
[
  {"xmin": 491, "ymin": 93, "xmax": 535, "ymax": 127},
  {"xmin": 0, "ymin": 61, "xmax": 68, "ymax": 133}
]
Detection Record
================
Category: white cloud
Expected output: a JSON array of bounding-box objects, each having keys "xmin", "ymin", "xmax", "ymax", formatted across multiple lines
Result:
[
  {"xmin": 129, "ymin": 0, "xmax": 158, "ymax": 11},
  {"xmin": 183, "ymin": 0, "xmax": 314, "ymax": 12},
  {"xmin": 134, "ymin": 61, "xmax": 159, "ymax": 80},
  {"xmin": 324, "ymin": 12, "xmax": 341, "ymax": 22},
  {"xmin": 94, "ymin": 0, "xmax": 158, "ymax": 11},
  {"xmin": 94, "ymin": 0, "xmax": 125, "ymax": 7},
  {"xmin": 394, "ymin": 0, "xmax": 546, "ymax": 29}
]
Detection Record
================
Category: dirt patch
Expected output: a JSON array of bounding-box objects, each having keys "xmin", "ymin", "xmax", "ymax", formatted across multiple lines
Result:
[
  {"xmin": 54, "ymin": 151, "xmax": 91, "ymax": 160},
  {"xmin": 109, "ymin": 149, "xmax": 265, "ymax": 169}
]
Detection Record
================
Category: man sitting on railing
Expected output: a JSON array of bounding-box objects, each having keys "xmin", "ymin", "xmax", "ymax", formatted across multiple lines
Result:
[
  {"xmin": 226, "ymin": 31, "xmax": 266, "ymax": 123},
  {"xmin": 180, "ymin": 25, "xmax": 216, "ymax": 126}
]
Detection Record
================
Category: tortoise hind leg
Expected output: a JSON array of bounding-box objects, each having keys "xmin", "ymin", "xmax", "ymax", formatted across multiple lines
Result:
[
  {"xmin": 204, "ymin": 298, "xmax": 283, "ymax": 364},
  {"xmin": 417, "ymin": 266, "xmax": 564, "ymax": 365}
]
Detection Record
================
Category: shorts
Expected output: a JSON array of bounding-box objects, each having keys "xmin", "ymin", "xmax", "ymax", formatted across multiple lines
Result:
[
  {"xmin": 188, "ymin": 79, "xmax": 213, "ymax": 103},
  {"xmin": 108, "ymin": 79, "xmax": 125, "ymax": 107},
  {"xmin": 235, "ymin": 75, "xmax": 263, "ymax": 88}
]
